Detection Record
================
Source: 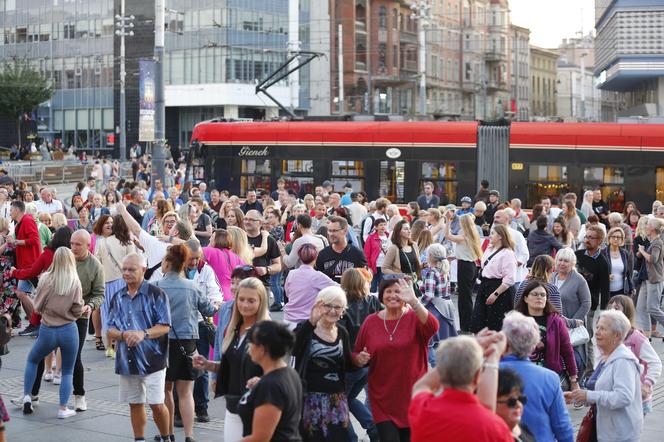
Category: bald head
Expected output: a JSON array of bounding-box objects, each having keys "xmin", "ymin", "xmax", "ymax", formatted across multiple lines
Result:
[
  {"xmin": 244, "ymin": 210, "xmax": 263, "ymax": 234},
  {"xmin": 493, "ymin": 209, "xmax": 507, "ymax": 225},
  {"xmin": 70, "ymin": 229, "xmax": 91, "ymax": 260}
]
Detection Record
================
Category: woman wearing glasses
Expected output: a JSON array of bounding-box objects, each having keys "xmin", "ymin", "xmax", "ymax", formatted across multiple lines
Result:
[
  {"xmin": 293, "ymin": 286, "xmax": 354, "ymax": 442},
  {"xmin": 515, "ymin": 281, "xmax": 578, "ymax": 391},
  {"xmin": 602, "ymin": 227, "xmax": 634, "ymax": 299},
  {"xmin": 495, "ymin": 369, "xmax": 536, "ymax": 442}
]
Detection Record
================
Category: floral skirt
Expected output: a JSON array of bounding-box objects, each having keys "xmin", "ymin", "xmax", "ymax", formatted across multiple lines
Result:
[{"xmin": 302, "ymin": 391, "xmax": 350, "ymax": 442}]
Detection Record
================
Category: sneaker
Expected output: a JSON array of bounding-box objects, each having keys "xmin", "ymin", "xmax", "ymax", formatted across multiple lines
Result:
[
  {"xmin": 74, "ymin": 395, "xmax": 87, "ymax": 412},
  {"xmin": 57, "ymin": 408, "xmax": 76, "ymax": 419},
  {"xmin": 18, "ymin": 324, "xmax": 39, "ymax": 337},
  {"xmin": 44, "ymin": 371, "xmax": 54, "ymax": 382},
  {"xmin": 196, "ymin": 410, "xmax": 210, "ymax": 423},
  {"xmin": 11, "ymin": 395, "xmax": 38, "ymax": 408},
  {"xmin": 53, "ymin": 373, "xmax": 62, "ymax": 385},
  {"xmin": 22, "ymin": 395, "xmax": 33, "ymax": 414},
  {"xmin": 269, "ymin": 302, "xmax": 283, "ymax": 312},
  {"xmin": 105, "ymin": 347, "xmax": 116, "ymax": 359}
]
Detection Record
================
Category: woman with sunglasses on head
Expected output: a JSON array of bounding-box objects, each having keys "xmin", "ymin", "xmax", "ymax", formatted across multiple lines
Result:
[
  {"xmin": 352, "ymin": 278, "xmax": 438, "ymax": 442},
  {"xmin": 195, "ymin": 277, "xmax": 270, "ymax": 442},
  {"xmin": 602, "ymin": 226, "xmax": 634, "ymax": 300},
  {"xmin": 292, "ymin": 286, "xmax": 354, "ymax": 442},
  {"xmin": 495, "ymin": 369, "xmax": 536, "ymax": 442},
  {"xmin": 515, "ymin": 281, "xmax": 579, "ymax": 391}
]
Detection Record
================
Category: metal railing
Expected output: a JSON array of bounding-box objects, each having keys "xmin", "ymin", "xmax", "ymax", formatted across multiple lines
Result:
[{"xmin": 1, "ymin": 160, "xmax": 134, "ymax": 185}]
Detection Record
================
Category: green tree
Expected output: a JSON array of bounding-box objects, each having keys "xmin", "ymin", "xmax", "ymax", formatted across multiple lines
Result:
[{"xmin": 0, "ymin": 57, "xmax": 53, "ymax": 147}]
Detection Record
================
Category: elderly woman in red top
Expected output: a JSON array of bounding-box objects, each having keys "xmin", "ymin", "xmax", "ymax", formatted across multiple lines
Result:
[
  {"xmin": 353, "ymin": 277, "xmax": 438, "ymax": 442},
  {"xmin": 471, "ymin": 224, "xmax": 516, "ymax": 333}
]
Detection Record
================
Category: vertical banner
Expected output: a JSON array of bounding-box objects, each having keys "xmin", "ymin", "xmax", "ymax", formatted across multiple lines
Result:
[{"xmin": 138, "ymin": 59, "xmax": 155, "ymax": 142}]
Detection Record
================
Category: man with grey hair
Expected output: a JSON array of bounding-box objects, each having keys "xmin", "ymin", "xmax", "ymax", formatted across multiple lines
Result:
[
  {"xmin": 500, "ymin": 311, "xmax": 574, "ymax": 442},
  {"xmin": 409, "ymin": 334, "xmax": 513, "ymax": 441},
  {"xmin": 510, "ymin": 198, "xmax": 530, "ymax": 234}
]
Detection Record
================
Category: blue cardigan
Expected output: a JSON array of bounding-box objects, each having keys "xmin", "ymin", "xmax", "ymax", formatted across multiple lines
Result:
[{"xmin": 500, "ymin": 354, "xmax": 574, "ymax": 442}]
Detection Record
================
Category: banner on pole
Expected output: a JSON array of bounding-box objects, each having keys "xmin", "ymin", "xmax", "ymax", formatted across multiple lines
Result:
[{"xmin": 138, "ymin": 59, "xmax": 155, "ymax": 142}]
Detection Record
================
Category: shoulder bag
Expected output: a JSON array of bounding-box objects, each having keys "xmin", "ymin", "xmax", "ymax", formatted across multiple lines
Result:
[
  {"xmin": 171, "ymin": 326, "xmax": 204, "ymax": 379},
  {"xmin": 576, "ymin": 404, "xmax": 597, "ymax": 442},
  {"xmin": 569, "ymin": 324, "xmax": 590, "ymax": 347},
  {"xmin": 400, "ymin": 248, "xmax": 423, "ymax": 298}
]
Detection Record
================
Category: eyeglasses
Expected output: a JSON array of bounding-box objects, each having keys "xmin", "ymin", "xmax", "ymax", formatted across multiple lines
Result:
[
  {"xmin": 234, "ymin": 265, "xmax": 255, "ymax": 272},
  {"xmin": 609, "ymin": 235, "xmax": 623, "ymax": 240},
  {"xmin": 323, "ymin": 304, "xmax": 344, "ymax": 312},
  {"xmin": 585, "ymin": 235, "xmax": 599, "ymax": 240},
  {"xmin": 327, "ymin": 228, "xmax": 344, "ymax": 234},
  {"xmin": 528, "ymin": 292, "xmax": 547, "ymax": 298},
  {"xmin": 244, "ymin": 218, "xmax": 260, "ymax": 222},
  {"xmin": 497, "ymin": 395, "xmax": 527, "ymax": 408}
]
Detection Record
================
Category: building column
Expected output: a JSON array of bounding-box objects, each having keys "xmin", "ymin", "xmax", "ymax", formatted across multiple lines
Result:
[
  {"xmin": 265, "ymin": 107, "xmax": 279, "ymax": 119},
  {"xmin": 658, "ymin": 77, "xmax": 664, "ymax": 117},
  {"xmin": 224, "ymin": 105, "xmax": 238, "ymax": 119}
]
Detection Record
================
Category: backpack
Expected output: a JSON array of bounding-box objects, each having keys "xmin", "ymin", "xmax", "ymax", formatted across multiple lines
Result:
[{"xmin": 359, "ymin": 214, "xmax": 376, "ymax": 248}]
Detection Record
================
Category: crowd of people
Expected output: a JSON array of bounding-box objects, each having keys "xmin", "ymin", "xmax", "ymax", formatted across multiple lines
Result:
[{"xmin": 0, "ymin": 170, "xmax": 662, "ymax": 442}]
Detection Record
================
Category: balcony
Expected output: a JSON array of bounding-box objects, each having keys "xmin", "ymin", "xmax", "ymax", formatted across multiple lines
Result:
[
  {"xmin": 484, "ymin": 49, "xmax": 507, "ymax": 62},
  {"xmin": 486, "ymin": 79, "xmax": 509, "ymax": 91},
  {"xmin": 400, "ymin": 30, "xmax": 417, "ymax": 44},
  {"xmin": 402, "ymin": 60, "xmax": 418, "ymax": 73}
]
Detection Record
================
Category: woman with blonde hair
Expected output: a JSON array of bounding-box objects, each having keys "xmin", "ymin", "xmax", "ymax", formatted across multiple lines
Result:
[
  {"xmin": 303, "ymin": 194, "xmax": 315, "ymax": 213},
  {"xmin": 227, "ymin": 226, "xmax": 254, "ymax": 265},
  {"xmin": 445, "ymin": 213, "xmax": 482, "ymax": 332},
  {"xmin": 216, "ymin": 200, "xmax": 234, "ymax": 229},
  {"xmin": 471, "ymin": 224, "xmax": 516, "ymax": 332},
  {"xmin": 426, "ymin": 208, "xmax": 445, "ymax": 242},
  {"xmin": 21, "ymin": 247, "xmax": 83, "ymax": 418},
  {"xmin": 387, "ymin": 204, "xmax": 403, "ymax": 231},
  {"xmin": 416, "ymin": 228, "xmax": 433, "ymax": 266},
  {"xmin": 580, "ymin": 190, "xmax": 594, "ymax": 219},
  {"xmin": 51, "ymin": 213, "xmax": 68, "ymax": 230},
  {"xmin": 193, "ymin": 277, "xmax": 269, "ymax": 442}
]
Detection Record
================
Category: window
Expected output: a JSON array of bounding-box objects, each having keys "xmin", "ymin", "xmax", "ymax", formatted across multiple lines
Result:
[
  {"xmin": 392, "ymin": 9, "xmax": 398, "ymax": 30},
  {"xmin": 380, "ymin": 161, "xmax": 405, "ymax": 203},
  {"xmin": 584, "ymin": 167, "xmax": 625, "ymax": 212},
  {"xmin": 657, "ymin": 168, "xmax": 664, "ymax": 202},
  {"xmin": 240, "ymin": 160, "xmax": 271, "ymax": 196},
  {"xmin": 421, "ymin": 162, "xmax": 457, "ymax": 204},
  {"xmin": 526, "ymin": 165, "xmax": 570, "ymax": 208},
  {"xmin": 379, "ymin": 6, "xmax": 387, "ymax": 28},
  {"xmin": 332, "ymin": 160, "xmax": 364, "ymax": 191},
  {"xmin": 281, "ymin": 160, "xmax": 314, "ymax": 195},
  {"xmin": 378, "ymin": 43, "xmax": 387, "ymax": 69}
]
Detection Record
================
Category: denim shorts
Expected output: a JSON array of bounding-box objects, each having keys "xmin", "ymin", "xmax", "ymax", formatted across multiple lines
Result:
[{"xmin": 17, "ymin": 279, "xmax": 35, "ymax": 294}]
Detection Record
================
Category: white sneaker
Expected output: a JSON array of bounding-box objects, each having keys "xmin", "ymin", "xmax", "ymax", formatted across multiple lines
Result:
[
  {"xmin": 57, "ymin": 408, "xmax": 76, "ymax": 419},
  {"xmin": 22, "ymin": 395, "xmax": 33, "ymax": 414},
  {"xmin": 44, "ymin": 371, "xmax": 54, "ymax": 382},
  {"xmin": 10, "ymin": 395, "xmax": 39, "ymax": 408},
  {"xmin": 53, "ymin": 373, "xmax": 62, "ymax": 385},
  {"xmin": 74, "ymin": 395, "xmax": 87, "ymax": 412}
]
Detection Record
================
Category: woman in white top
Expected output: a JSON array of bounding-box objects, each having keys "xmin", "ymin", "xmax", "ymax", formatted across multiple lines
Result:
[
  {"xmin": 444, "ymin": 214, "xmax": 482, "ymax": 333},
  {"xmin": 580, "ymin": 190, "xmax": 594, "ymax": 220},
  {"xmin": 601, "ymin": 227, "xmax": 634, "ymax": 299}
]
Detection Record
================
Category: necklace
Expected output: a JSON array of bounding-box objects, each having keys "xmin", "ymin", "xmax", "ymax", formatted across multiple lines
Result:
[{"xmin": 383, "ymin": 309, "xmax": 405, "ymax": 342}]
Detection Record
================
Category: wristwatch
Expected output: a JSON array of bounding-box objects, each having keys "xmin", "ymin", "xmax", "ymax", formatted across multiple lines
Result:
[
  {"xmin": 143, "ymin": 329, "xmax": 150, "ymax": 339},
  {"xmin": 266, "ymin": 266, "xmax": 271, "ymax": 276}
]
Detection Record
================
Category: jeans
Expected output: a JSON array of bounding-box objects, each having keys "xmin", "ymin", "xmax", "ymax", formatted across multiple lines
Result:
[
  {"xmin": 193, "ymin": 321, "xmax": 211, "ymax": 413},
  {"xmin": 344, "ymin": 367, "xmax": 377, "ymax": 442},
  {"xmin": 370, "ymin": 269, "xmax": 383, "ymax": 293},
  {"xmin": 573, "ymin": 346, "xmax": 586, "ymax": 384},
  {"xmin": 72, "ymin": 317, "xmax": 89, "ymax": 396},
  {"xmin": 24, "ymin": 322, "xmax": 78, "ymax": 406},
  {"xmin": 270, "ymin": 272, "xmax": 284, "ymax": 304}
]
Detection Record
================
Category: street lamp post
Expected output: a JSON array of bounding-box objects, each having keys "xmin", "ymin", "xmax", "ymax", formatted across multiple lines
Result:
[
  {"xmin": 115, "ymin": 0, "xmax": 134, "ymax": 161},
  {"xmin": 153, "ymin": 0, "xmax": 167, "ymax": 186}
]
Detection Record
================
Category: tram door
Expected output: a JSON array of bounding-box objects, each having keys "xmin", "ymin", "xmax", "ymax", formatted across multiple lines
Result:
[{"xmin": 380, "ymin": 161, "xmax": 405, "ymax": 203}]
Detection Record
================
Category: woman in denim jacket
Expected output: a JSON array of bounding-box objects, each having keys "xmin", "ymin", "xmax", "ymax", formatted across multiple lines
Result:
[{"xmin": 153, "ymin": 244, "xmax": 219, "ymax": 442}]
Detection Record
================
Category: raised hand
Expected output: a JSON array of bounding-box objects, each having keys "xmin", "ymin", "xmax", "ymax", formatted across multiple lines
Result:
[
  {"xmin": 355, "ymin": 347, "xmax": 371, "ymax": 366},
  {"xmin": 309, "ymin": 300, "xmax": 324, "ymax": 326}
]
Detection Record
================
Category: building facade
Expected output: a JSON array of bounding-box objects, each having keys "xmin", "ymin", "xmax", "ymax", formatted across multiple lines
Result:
[
  {"xmin": 556, "ymin": 64, "xmax": 601, "ymax": 121},
  {"xmin": 510, "ymin": 24, "xmax": 530, "ymax": 121},
  {"xmin": 529, "ymin": 46, "xmax": 558, "ymax": 120},
  {"xmin": 594, "ymin": 0, "xmax": 664, "ymax": 118}
]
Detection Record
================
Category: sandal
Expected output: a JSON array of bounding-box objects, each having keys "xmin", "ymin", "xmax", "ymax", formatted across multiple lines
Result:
[{"xmin": 95, "ymin": 337, "xmax": 106, "ymax": 351}]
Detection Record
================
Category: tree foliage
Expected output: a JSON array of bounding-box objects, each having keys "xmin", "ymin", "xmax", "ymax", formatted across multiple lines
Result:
[{"xmin": 0, "ymin": 57, "xmax": 53, "ymax": 146}]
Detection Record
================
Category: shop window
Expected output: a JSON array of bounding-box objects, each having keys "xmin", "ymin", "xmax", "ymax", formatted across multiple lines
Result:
[
  {"xmin": 281, "ymin": 160, "xmax": 314, "ymax": 195},
  {"xmin": 332, "ymin": 160, "xmax": 364, "ymax": 192},
  {"xmin": 526, "ymin": 165, "xmax": 570, "ymax": 208},
  {"xmin": 421, "ymin": 162, "xmax": 457, "ymax": 205},
  {"xmin": 583, "ymin": 167, "xmax": 624, "ymax": 212},
  {"xmin": 240, "ymin": 159, "xmax": 271, "ymax": 196},
  {"xmin": 380, "ymin": 161, "xmax": 405, "ymax": 203}
]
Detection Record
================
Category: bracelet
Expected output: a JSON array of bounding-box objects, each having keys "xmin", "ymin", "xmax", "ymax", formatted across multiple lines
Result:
[
  {"xmin": 483, "ymin": 362, "xmax": 499, "ymax": 370},
  {"xmin": 120, "ymin": 331, "xmax": 125, "ymax": 341}
]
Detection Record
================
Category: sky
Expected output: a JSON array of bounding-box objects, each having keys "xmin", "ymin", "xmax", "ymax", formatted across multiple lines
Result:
[{"xmin": 509, "ymin": 0, "xmax": 596, "ymax": 48}]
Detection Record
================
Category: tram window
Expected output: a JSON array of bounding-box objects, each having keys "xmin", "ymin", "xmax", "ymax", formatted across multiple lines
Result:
[
  {"xmin": 240, "ymin": 159, "xmax": 271, "ymax": 196},
  {"xmin": 583, "ymin": 167, "xmax": 624, "ymax": 212},
  {"xmin": 281, "ymin": 160, "xmax": 315, "ymax": 196},
  {"xmin": 332, "ymin": 161, "xmax": 365, "ymax": 192},
  {"xmin": 380, "ymin": 161, "xmax": 405, "ymax": 203},
  {"xmin": 421, "ymin": 162, "xmax": 457, "ymax": 205},
  {"xmin": 657, "ymin": 168, "xmax": 664, "ymax": 202},
  {"xmin": 282, "ymin": 160, "xmax": 314, "ymax": 174},
  {"xmin": 526, "ymin": 165, "xmax": 569, "ymax": 208}
]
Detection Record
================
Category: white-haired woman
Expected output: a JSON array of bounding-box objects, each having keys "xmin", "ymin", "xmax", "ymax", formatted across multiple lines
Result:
[
  {"xmin": 580, "ymin": 190, "xmax": 594, "ymax": 220},
  {"xmin": 500, "ymin": 311, "xmax": 574, "ymax": 442},
  {"xmin": 21, "ymin": 247, "xmax": 83, "ymax": 418},
  {"xmin": 293, "ymin": 286, "xmax": 353, "ymax": 442},
  {"xmin": 387, "ymin": 204, "xmax": 403, "ymax": 232},
  {"xmin": 635, "ymin": 217, "xmax": 664, "ymax": 336},
  {"xmin": 552, "ymin": 247, "xmax": 592, "ymax": 374},
  {"xmin": 564, "ymin": 310, "xmax": 643, "ymax": 442},
  {"xmin": 421, "ymin": 243, "xmax": 457, "ymax": 367}
]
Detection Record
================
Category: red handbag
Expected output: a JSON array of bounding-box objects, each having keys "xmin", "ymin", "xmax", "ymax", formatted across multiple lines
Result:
[{"xmin": 576, "ymin": 404, "xmax": 597, "ymax": 442}]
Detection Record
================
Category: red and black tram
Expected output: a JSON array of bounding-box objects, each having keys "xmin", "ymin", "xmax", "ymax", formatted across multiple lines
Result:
[{"xmin": 189, "ymin": 120, "xmax": 664, "ymax": 211}]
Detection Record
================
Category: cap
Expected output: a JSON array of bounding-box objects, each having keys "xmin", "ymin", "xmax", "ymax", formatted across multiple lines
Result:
[
  {"xmin": 460, "ymin": 196, "xmax": 472, "ymax": 204},
  {"xmin": 489, "ymin": 190, "xmax": 500, "ymax": 197},
  {"xmin": 322, "ymin": 180, "xmax": 332, "ymax": 187},
  {"xmin": 445, "ymin": 204, "xmax": 456, "ymax": 211}
]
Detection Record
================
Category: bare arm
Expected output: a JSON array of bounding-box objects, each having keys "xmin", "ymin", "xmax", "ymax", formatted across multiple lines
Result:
[
  {"xmin": 240, "ymin": 403, "xmax": 283, "ymax": 442},
  {"xmin": 116, "ymin": 202, "xmax": 142, "ymax": 236},
  {"xmin": 444, "ymin": 221, "xmax": 465, "ymax": 244}
]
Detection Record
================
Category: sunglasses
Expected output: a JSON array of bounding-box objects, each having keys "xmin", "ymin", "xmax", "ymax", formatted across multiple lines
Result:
[
  {"xmin": 235, "ymin": 265, "xmax": 255, "ymax": 272},
  {"xmin": 497, "ymin": 395, "xmax": 527, "ymax": 408}
]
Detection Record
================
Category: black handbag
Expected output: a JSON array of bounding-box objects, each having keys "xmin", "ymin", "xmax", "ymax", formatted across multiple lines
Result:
[
  {"xmin": 171, "ymin": 327, "xmax": 204, "ymax": 379},
  {"xmin": 201, "ymin": 319, "xmax": 217, "ymax": 344},
  {"xmin": 400, "ymin": 248, "xmax": 423, "ymax": 298}
]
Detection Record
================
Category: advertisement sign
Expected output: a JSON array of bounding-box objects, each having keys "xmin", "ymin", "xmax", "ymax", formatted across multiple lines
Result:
[{"xmin": 138, "ymin": 59, "xmax": 155, "ymax": 142}]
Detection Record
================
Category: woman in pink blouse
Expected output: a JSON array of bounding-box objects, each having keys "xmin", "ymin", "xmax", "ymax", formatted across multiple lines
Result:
[
  {"xmin": 203, "ymin": 229, "xmax": 246, "ymax": 305},
  {"xmin": 471, "ymin": 224, "xmax": 517, "ymax": 332}
]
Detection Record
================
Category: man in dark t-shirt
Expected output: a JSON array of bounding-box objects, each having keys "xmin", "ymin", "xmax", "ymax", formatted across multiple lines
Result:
[
  {"xmin": 315, "ymin": 215, "xmax": 367, "ymax": 283},
  {"xmin": 244, "ymin": 210, "xmax": 281, "ymax": 289}
]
